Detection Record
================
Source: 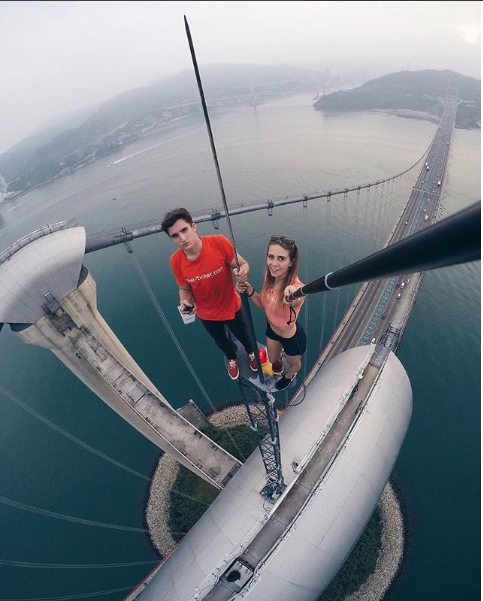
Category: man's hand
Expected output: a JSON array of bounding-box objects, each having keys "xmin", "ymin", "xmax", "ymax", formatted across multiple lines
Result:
[
  {"xmin": 180, "ymin": 300, "xmax": 196, "ymax": 314},
  {"xmin": 230, "ymin": 254, "xmax": 250, "ymax": 284},
  {"xmin": 233, "ymin": 265, "xmax": 249, "ymax": 284}
]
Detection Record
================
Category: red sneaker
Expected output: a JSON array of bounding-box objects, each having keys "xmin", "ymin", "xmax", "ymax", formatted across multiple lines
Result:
[
  {"xmin": 228, "ymin": 358, "xmax": 239, "ymax": 380},
  {"xmin": 248, "ymin": 352, "xmax": 258, "ymax": 372}
]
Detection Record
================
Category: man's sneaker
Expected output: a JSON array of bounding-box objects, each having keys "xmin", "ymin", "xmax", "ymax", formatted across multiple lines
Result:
[
  {"xmin": 271, "ymin": 360, "xmax": 283, "ymax": 376},
  {"xmin": 228, "ymin": 359, "xmax": 239, "ymax": 380},
  {"xmin": 248, "ymin": 352, "xmax": 258, "ymax": 372},
  {"xmin": 275, "ymin": 373, "xmax": 296, "ymax": 391}
]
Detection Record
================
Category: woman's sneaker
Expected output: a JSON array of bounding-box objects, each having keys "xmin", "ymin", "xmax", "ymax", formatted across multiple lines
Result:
[
  {"xmin": 271, "ymin": 360, "xmax": 283, "ymax": 376},
  {"xmin": 227, "ymin": 358, "xmax": 239, "ymax": 380},
  {"xmin": 275, "ymin": 373, "xmax": 296, "ymax": 391},
  {"xmin": 247, "ymin": 353, "xmax": 258, "ymax": 372}
]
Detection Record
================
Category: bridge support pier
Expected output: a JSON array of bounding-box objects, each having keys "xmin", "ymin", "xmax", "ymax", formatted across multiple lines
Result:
[{"xmin": 1, "ymin": 224, "xmax": 240, "ymax": 489}]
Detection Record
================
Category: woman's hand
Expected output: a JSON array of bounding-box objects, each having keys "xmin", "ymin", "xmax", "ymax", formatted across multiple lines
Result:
[
  {"xmin": 236, "ymin": 280, "xmax": 248, "ymax": 294},
  {"xmin": 283, "ymin": 285, "xmax": 299, "ymax": 306}
]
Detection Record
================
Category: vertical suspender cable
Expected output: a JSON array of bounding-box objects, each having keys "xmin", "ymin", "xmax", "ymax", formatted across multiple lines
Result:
[
  {"xmin": 302, "ymin": 203, "xmax": 309, "ymax": 377},
  {"xmin": 184, "ymin": 16, "xmax": 265, "ymax": 382},
  {"xmin": 318, "ymin": 199, "xmax": 330, "ymax": 352},
  {"xmin": 333, "ymin": 191, "xmax": 347, "ymax": 331}
]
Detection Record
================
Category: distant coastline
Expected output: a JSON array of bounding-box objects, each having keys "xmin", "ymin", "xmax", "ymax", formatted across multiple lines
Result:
[
  {"xmin": 3, "ymin": 69, "xmax": 479, "ymax": 203},
  {"xmin": 372, "ymin": 108, "xmax": 440, "ymax": 125},
  {"xmin": 0, "ymin": 112, "xmax": 198, "ymax": 203},
  {"xmin": 368, "ymin": 107, "xmax": 479, "ymax": 130},
  {"xmin": 0, "ymin": 91, "xmax": 302, "ymax": 203}
]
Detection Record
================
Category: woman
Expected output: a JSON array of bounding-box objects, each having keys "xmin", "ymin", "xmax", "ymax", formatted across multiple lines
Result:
[{"xmin": 238, "ymin": 235, "xmax": 306, "ymax": 391}]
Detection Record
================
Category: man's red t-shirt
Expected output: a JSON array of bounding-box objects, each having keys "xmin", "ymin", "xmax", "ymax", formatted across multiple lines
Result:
[{"xmin": 170, "ymin": 235, "xmax": 241, "ymax": 321}]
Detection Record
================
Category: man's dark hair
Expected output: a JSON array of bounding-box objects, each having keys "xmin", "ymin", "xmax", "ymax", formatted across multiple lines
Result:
[{"xmin": 161, "ymin": 208, "xmax": 193, "ymax": 235}]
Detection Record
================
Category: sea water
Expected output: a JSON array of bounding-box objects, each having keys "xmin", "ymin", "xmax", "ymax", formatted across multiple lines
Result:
[{"xmin": 0, "ymin": 94, "xmax": 479, "ymax": 600}]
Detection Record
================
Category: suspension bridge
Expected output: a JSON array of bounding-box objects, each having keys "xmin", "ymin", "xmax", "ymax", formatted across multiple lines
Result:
[{"xmin": 0, "ymin": 78, "xmax": 479, "ymax": 601}]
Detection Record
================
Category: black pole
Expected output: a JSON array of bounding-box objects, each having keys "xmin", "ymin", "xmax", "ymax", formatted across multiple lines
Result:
[
  {"xmin": 184, "ymin": 16, "xmax": 265, "ymax": 382},
  {"xmin": 184, "ymin": 16, "xmax": 240, "ymax": 264},
  {"xmin": 287, "ymin": 201, "xmax": 481, "ymax": 301}
]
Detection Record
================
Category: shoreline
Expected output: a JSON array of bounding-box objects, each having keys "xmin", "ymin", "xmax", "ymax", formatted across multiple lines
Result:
[
  {"xmin": 372, "ymin": 108, "xmax": 440, "ymax": 125},
  {"xmin": 145, "ymin": 404, "xmax": 251, "ymax": 554},
  {"xmin": 4, "ymin": 99, "xmax": 478, "ymax": 204},
  {"xmin": 145, "ymin": 404, "xmax": 405, "ymax": 600},
  {"xmin": 345, "ymin": 482, "xmax": 404, "ymax": 601}
]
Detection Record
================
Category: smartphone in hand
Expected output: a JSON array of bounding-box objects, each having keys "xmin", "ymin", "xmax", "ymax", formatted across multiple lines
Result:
[{"xmin": 178, "ymin": 305, "xmax": 196, "ymax": 324}]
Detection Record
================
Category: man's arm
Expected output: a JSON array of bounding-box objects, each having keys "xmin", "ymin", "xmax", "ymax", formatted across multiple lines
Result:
[
  {"xmin": 229, "ymin": 253, "xmax": 250, "ymax": 284},
  {"xmin": 179, "ymin": 284, "xmax": 195, "ymax": 313},
  {"xmin": 170, "ymin": 255, "xmax": 195, "ymax": 312}
]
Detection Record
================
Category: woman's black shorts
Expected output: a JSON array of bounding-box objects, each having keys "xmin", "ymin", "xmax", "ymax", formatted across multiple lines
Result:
[{"xmin": 265, "ymin": 321, "xmax": 307, "ymax": 357}]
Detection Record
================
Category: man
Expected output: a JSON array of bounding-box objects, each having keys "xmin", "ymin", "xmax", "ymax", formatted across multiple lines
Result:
[{"xmin": 162, "ymin": 207, "xmax": 257, "ymax": 380}]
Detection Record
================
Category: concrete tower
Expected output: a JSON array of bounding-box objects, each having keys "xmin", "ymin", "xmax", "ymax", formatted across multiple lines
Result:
[{"xmin": 0, "ymin": 222, "xmax": 240, "ymax": 489}]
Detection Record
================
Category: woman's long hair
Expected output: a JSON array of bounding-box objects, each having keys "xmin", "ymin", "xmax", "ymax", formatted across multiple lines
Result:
[{"xmin": 261, "ymin": 236, "xmax": 300, "ymax": 306}]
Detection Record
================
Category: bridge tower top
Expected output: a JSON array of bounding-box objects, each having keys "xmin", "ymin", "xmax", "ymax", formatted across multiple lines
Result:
[{"xmin": 0, "ymin": 222, "xmax": 85, "ymax": 324}]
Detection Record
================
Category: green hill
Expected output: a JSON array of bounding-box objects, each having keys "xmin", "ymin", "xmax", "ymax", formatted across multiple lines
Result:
[
  {"xmin": 1, "ymin": 63, "xmax": 321, "ymax": 195},
  {"xmin": 92, "ymin": 63, "xmax": 322, "ymax": 122},
  {"xmin": 314, "ymin": 70, "xmax": 480, "ymax": 129}
]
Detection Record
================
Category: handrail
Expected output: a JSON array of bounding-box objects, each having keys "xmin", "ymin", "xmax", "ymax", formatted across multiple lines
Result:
[{"xmin": 0, "ymin": 220, "xmax": 77, "ymax": 265}]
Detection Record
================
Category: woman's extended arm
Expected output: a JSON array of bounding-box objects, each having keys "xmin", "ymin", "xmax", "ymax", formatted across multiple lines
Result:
[{"xmin": 283, "ymin": 284, "xmax": 304, "ymax": 307}]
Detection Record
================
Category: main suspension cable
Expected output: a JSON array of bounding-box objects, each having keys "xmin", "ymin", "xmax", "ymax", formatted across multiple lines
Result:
[
  {"xmin": 0, "ymin": 586, "xmax": 136, "ymax": 601},
  {"xmin": 0, "ymin": 384, "xmax": 151, "ymax": 482},
  {"xmin": 0, "ymin": 495, "xmax": 148, "ymax": 533},
  {"xmin": 0, "ymin": 559, "xmax": 158, "ymax": 569}
]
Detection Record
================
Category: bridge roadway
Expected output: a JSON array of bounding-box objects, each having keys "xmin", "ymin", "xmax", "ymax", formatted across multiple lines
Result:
[{"xmin": 322, "ymin": 98, "xmax": 456, "ymax": 361}]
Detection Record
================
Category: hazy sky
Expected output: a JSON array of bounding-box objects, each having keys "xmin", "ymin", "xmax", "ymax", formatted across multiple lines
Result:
[{"xmin": 1, "ymin": 1, "xmax": 480, "ymax": 153}]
